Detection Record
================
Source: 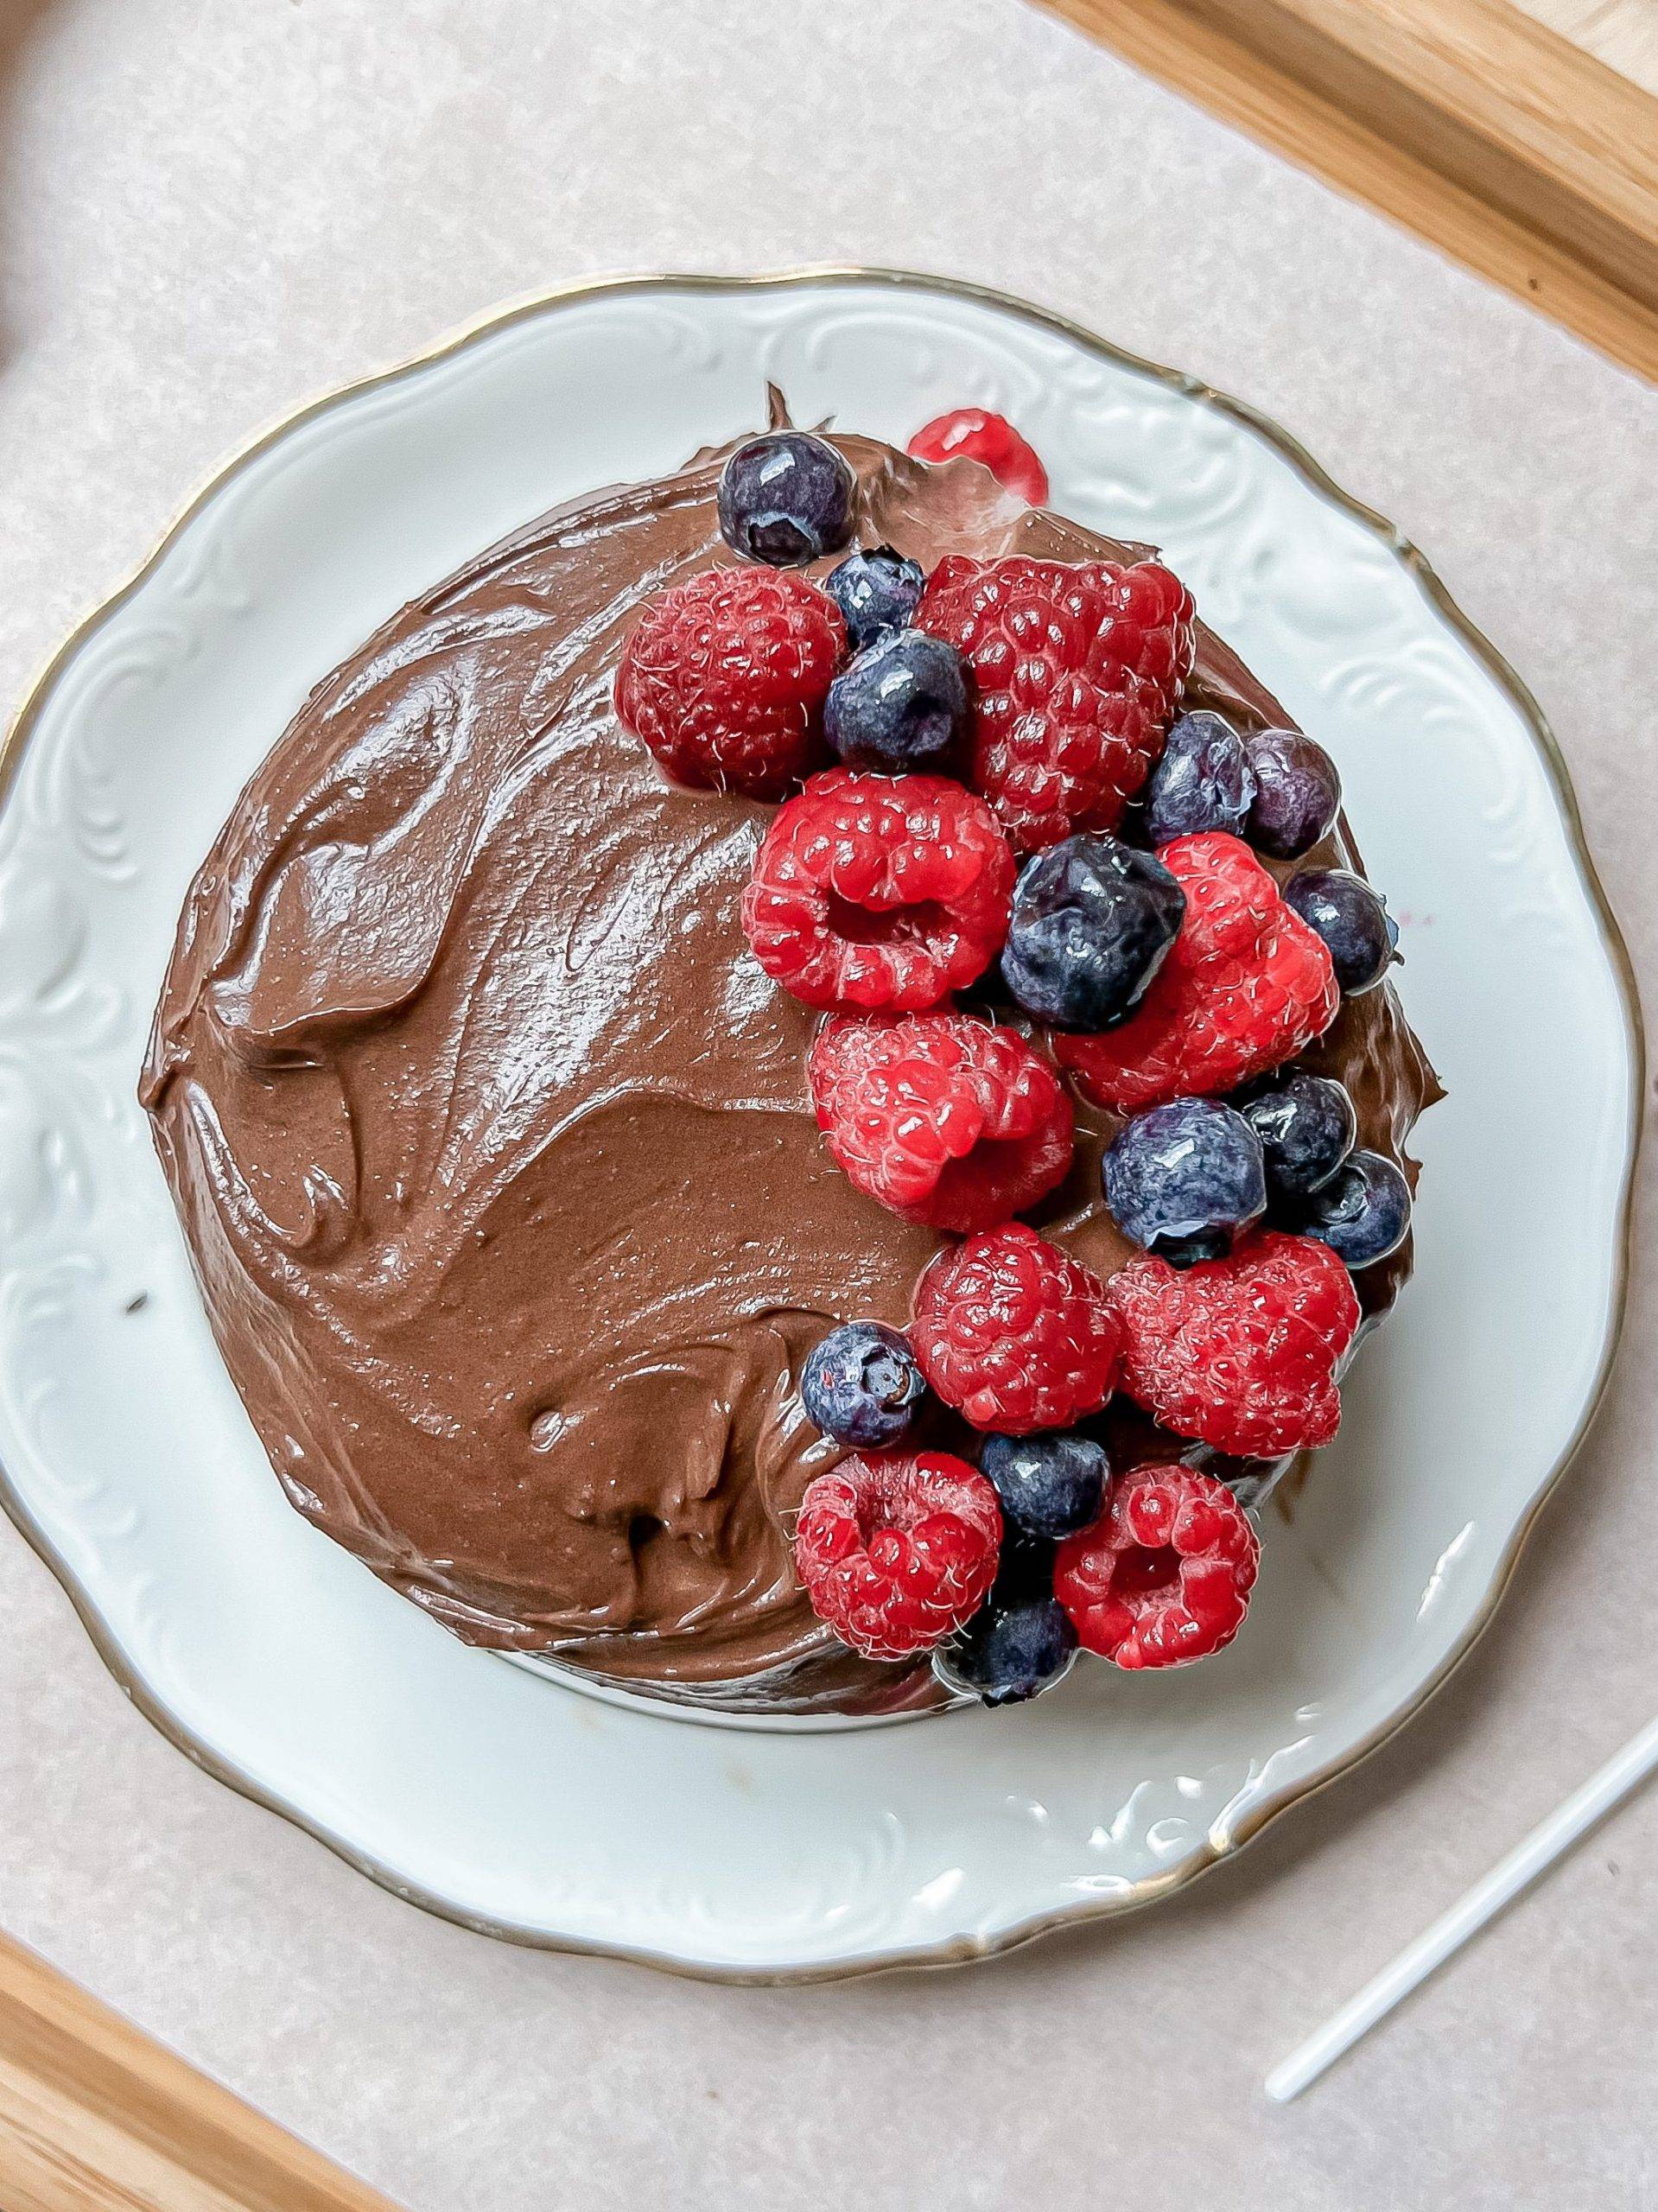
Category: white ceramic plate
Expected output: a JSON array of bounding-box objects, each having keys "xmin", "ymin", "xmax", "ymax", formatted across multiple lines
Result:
[{"xmin": 0, "ymin": 273, "xmax": 1639, "ymax": 1979}]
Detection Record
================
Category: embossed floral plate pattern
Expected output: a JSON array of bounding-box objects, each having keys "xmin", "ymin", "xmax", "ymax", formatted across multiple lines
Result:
[{"xmin": 0, "ymin": 274, "xmax": 1638, "ymax": 1977}]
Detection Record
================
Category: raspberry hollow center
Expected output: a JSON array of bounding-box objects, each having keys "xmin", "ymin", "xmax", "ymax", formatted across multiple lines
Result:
[
  {"xmin": 1112, "ymin": 1542, "xmax": 1184, "ymax": 1602},
  {"xmin": 823, "ymin": 892, "xmax": 952, "ymax": 947}
]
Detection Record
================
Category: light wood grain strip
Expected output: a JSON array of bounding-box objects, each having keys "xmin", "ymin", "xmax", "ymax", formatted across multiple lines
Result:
[
  {"xmin": 0, "ymin": 1930, "xmax": 398, "ymax": 2212},
  {"xmin": 1034, "ymin": 0, "xmax": 1658, "ymax": 378},
  {"xmin": 1189, "ymin": 0, "xmax": 1658, "ymax": 302},
  {"xmin": 1513, "ymin": 0, "xmax": 1658, "ymax": 95}
]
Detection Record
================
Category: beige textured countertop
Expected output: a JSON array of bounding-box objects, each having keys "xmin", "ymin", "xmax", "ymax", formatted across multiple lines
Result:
[{"xmin": 2, "ymin": 2, "xmax": 1655, "ymax": 2206}]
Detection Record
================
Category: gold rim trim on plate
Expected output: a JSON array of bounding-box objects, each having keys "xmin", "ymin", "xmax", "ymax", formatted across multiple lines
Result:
[{"xmin": 0, "ymin": 268, "xmax": 1643, "ymax": 1984}]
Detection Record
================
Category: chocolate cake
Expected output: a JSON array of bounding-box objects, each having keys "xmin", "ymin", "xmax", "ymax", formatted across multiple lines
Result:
[{"xmin": 142, "ymin": 407, "xmax": 1437, "ymax": 1716}]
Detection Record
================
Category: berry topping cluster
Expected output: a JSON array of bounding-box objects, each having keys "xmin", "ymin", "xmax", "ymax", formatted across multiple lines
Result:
[{"xmin": 611, "ymin": 412, "xmax": 1418, "ymax": 1709}]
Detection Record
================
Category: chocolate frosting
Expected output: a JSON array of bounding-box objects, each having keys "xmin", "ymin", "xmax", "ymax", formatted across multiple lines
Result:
[{"xmin": 142, "ymin": 427, "xmax": 1438, "ymax": 1715}]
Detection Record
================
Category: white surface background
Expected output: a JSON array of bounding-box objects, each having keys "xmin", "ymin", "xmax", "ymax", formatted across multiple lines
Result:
[{"xmin": 0, "ymin": 2, "xmax": 1655, "ymax": 2207}]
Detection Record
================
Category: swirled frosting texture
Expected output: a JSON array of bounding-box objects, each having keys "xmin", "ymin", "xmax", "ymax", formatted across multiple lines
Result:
[{"xmin": 142, "ymin": 433, "xmax": 1437, "ymax": 1713}]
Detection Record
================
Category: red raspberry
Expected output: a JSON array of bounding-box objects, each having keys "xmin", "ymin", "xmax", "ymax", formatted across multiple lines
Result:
[
  {"xmin": 809, "ymin": 1013, "xmax": 1074, "ymax": 1232},
  {"xmin": 907, "ymin": 409, "xmax": 1050, "ymax": 506},
  {"xmin": 793, "ymin": 1450, "xmax": 1002, "ymax": 1661},
  {"xmin": 740, "ymin": 768, "xmax": 1014, "ymax": 1012},
  {"xmin": 911, "ymin": 1224, "xmax": 1120, "ymax": 1434},
  {"xmin": 614, "ymin": 565, "xmax": 844, "ymax": 799},
  {"xmin": 1110, "ymin": 1230, "xmax": 1360, "ymax": 1457},
  {"xmin": 1054, "ymin": 1465, "xmax": 1259, "ymax": 1669},
  {"xmin": 1056, "ymin": 832, "xmax": 1338, "ymax": 1111},
  {"xmin": 915, "ymin": 555, "xmax": 1195, "ymax": 851}
]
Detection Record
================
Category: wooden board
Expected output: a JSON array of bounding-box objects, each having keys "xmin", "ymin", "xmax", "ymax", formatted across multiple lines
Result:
[
  {"xmin": 0, "ymin": 1930, "xmax": 398, "ymax": 2212},
  {"xmin": 1035, "ymin": 0, "xmax": 1658, "ymax": 378}
]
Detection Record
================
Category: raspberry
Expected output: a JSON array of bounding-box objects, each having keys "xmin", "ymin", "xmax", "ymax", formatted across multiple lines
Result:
[
  {"xmin": 793, "ymin": 1450, "xmax": 1002, "ymax": 1661},
  {"xmin": 809, "ymin": 1013, "xmax": 1074, "ymax": 1232},
  {"xmin": 1056, "ymin": 832, "xmax": 1338, "ymax": 1111},
  {"xmin": 907, "ymin": 409, "xmax": 1050, "ymax": 506},
  {"xmin": 1054, "ymin": 1465, "xmax": 1259, "ymax": 1669},
  {"xmin": 740, "ymin": 768, "xmax": 1014, "ymax": 1011},
  {"xmin": 1109, "ymin": 1230, "xmax": 1360, "ymax": 1457},
  {"xmin": 911, "ymin": 1224, "xmax": 1120, "ymax": 1434},
  {"xmin": 614, "ymin": 564, "xmax": 844, "ymax": 798},
  {"xmin": 916, "ymin": 555, "xmax": 1195, "ymax": 851}
]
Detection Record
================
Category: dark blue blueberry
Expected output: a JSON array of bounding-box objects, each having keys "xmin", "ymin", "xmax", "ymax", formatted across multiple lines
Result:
[
  {"xmin": 1102, "ymin": 1096, "xmax": 1267, "ymax": 1265},
  {"xmin": 1001, "ymin": 835, "xmax": 1185, "ymax": 1033},
  {"xmin": 1237, "ymin": 1072, "xmax": 1357, "ymax": 1201},
  {"xmin": 823, "ymin": 629, "xmax": 971, "ymax": 772},
  {"xmin": 981, "ymin": 1430, "xmax": 1109, "ymax": 1541},
  {"xmin": 717, "ymin": 431, "xmax": 854, "ymax": 567},
  {"xmin": 934, "ymin": 1567, "xmax": 1078, "ymax": 1707},
  {"xmin": 1284, "ymin": 868, "xmax": 1400, "ymax": 994},
  {"xmin": 824, "ymin": 544, "xmax": 925, "ymax": 649},
  {"xmin": 1244, "ymin": 728, "xmax": 1342, "ymax": 859},
  {"xmin": 1145, "ymin": 710, "xmax": 1256, "ymax": 844},
  {"xmin": 1294, "ymin": 1149, "xmax": 1412, "ymax": 1268},
  {"xmin": 800, "ymin": 1320, "xmax": 925, "ymax": 1446}
]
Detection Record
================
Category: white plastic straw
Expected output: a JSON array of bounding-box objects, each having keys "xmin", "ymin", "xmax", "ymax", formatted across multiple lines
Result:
[{"xmin": 1266, "ymin": 1709, "xmax": 1658, "ymax": 2102}]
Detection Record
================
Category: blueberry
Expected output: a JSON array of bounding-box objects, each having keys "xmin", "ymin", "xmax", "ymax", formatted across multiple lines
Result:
[
  {"xmin": 1237, "ymin": 1072, "xmax": 1357, "ymax": 1200},
  {"xmin": 1294, "ymin": 1149, "xmax": 1413, "ymax": 1268},
  {"xmin": 823, "ymin": 629, "xmax": 971, "ymax": 773},
  {"xmin": 1284, "ymin": 868, "xmax": 1400, "ymax": 994},
  {"xmin": 1145, "ymin": 710, "xmax": 1256, "ymax": 843},
  {"xmin": 1244, "ymin": 728, "xmax": 1342, "ymax": 859},
  {"xmin": 1102, "ymin": 1096, "xmax": 1267, "ymax": 1265},
  {"xmin": 1001, "ymin": 835, "xmax": 1185, "ymax": 1032},
  {"xmin": 825, "ymin": 544, "xmax": 925, "ymax": 649},
  {"xmin": 718, "ymin": 431, "xmax": 854, "ymax": 567},
  {"xmin": 934, "ymin": 1561, "xmax": 1078, "ymax": 1707},
  {"xmin": 981, "ymin": 1430, "xmax": 1109, "ymax": 1540},
  {"xmin": 800, "ymin": 1320, "xmax": 925, "ymax": 1446}
]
